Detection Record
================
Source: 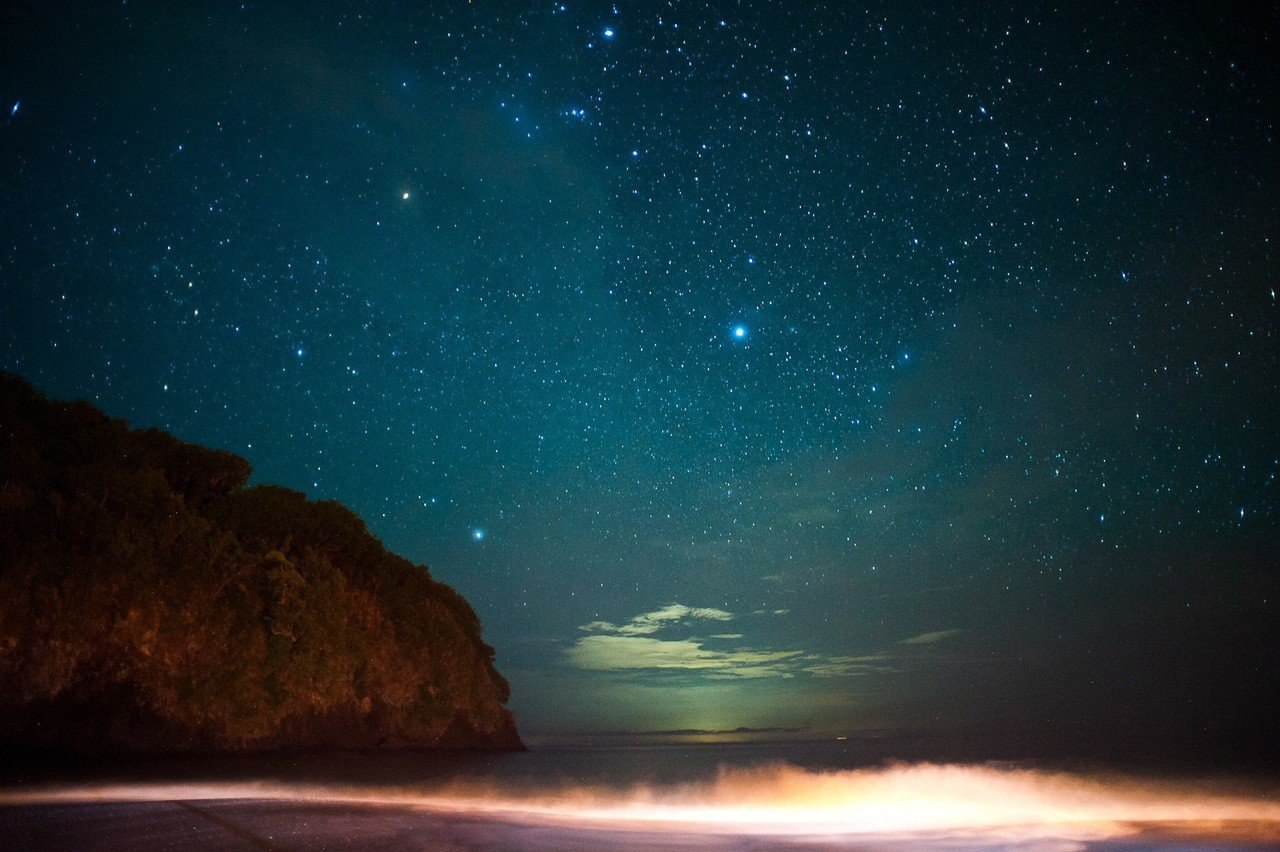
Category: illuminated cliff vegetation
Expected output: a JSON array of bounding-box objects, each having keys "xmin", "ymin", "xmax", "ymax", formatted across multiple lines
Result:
[{"xmin": 0, "ymin": 373, "xmax": 520, "ymax": 752}]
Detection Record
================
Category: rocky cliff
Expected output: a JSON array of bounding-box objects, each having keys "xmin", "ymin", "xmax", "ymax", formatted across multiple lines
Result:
[{"xmin": 0, "ymin": 373, "xmax": 521, "ymax": 753}]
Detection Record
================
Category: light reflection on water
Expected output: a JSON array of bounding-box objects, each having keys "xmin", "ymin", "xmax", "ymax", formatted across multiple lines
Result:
[{"xmin": 3, "ymin": 755, "xmax": 1279, "ymax": 849}]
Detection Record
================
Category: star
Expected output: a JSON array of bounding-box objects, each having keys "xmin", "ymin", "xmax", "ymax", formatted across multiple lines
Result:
[{"xmin": 3, "ymin": 0, "xmax": 1272, "ymax": 756}]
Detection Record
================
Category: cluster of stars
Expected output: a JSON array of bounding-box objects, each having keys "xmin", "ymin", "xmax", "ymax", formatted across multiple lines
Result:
[{"xmin": 1, "ymin": 0, "xmax": 1275, "ymax": 734}]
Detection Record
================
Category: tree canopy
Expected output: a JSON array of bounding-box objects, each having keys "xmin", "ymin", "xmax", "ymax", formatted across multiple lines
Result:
[{"xmin": 0, "ymin": 373, "xmax": 520, "ymax": 753}]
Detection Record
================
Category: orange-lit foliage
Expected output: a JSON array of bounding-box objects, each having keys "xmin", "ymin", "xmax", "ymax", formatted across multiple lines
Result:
[{"xmin": 0, "ymin": 373, "xmax": 520, "ymax": 753}]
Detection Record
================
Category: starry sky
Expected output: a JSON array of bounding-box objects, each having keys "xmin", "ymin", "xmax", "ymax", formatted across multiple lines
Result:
[{"xmin": 2, "ymin": 0, "xmax": 1277, "ymax": 745}]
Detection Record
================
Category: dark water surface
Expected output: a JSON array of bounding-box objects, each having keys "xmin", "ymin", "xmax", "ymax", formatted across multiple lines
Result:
[{"xmin": 4, "ymin": 731, "xmax": 1277, "ymax": 789}]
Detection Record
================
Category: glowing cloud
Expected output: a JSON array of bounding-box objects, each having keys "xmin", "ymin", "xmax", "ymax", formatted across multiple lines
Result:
[
  {"xmin": 580, "ymin": 603, "xmax": 734, "ymax": 637},
  {"xmin": 570, "ymin": 604, "xmax": 917, "ymax": 680},
  {"xmin": 568, "ymin": 634, "xmax": 803, "ymax": 678}
]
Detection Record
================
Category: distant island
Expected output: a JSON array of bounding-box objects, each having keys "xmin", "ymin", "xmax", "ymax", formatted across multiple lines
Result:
[{"xmin": 0, "ymin": 374, "xmax": 521, "ymax": 753}]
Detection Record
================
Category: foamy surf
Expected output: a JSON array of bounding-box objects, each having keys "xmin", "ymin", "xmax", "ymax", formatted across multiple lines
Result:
[{"xmin": 3, "ymin": 762, "xmax": 1278, "ymax": 848}]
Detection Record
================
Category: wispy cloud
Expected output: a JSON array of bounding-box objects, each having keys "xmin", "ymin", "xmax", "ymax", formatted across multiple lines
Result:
[
  {"xmin": 567, "ymin": 635, "xmax": 804, "ymax": 679},
  {"xmin": 568, "ymin": 605, "xmax": 951, "ymax": 681},
  {"xmin": 799, "ymin": 654, "xmax": 894, "ymax": 677},
  {"xmin": 900, "ymin": 629, "xmax": 961, "ymax": 645},
  {"xmin": 581, "ymin": 603, "xmax": 733, "ymax": 637}
]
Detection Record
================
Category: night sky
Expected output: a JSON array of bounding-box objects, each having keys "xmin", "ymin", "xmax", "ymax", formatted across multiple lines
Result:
[{"xmin": 2, "ymin": 0, "xmax": 1277, "ymax": 744}]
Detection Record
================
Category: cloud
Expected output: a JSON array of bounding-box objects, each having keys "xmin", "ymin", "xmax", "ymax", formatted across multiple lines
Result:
[
  {"xmin": 900, "ymin": 629, "xmax": 961, "ymax": 645},
  {"xmin": 799, "ymin": 654, "xmax": 894, "ymax": 677},
  {"xmin": 568, "ymin": 604, "xmax": 929, "ymax": 681},
  {"xmin": 582, "ymin": 603, "xmax": 733, "ymax": 637},
  {"xmin": 567, "ymin": 635, "xmax": 804, "ymax": 679}
]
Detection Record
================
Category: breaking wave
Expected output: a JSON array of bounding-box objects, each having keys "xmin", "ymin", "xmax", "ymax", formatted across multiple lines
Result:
[{"xmin": 4, "ymin": 762, "xmax": 1278, "ymax": 847}]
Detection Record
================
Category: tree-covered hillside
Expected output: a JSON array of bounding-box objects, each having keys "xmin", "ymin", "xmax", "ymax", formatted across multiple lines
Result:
[{"xmin": 0, "ymin": 373, "xmax": 521, "ymax": 752}]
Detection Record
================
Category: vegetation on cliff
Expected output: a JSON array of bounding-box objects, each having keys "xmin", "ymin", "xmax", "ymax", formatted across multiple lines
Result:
[{"xmin": 0, "ymin": 373, "xmax": 520, "ymax": 752}]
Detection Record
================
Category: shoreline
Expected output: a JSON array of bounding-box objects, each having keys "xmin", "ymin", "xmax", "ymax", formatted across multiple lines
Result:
[{"xmin": 3, "ymin": 794, "xmax": 1277, "ymax": 851}]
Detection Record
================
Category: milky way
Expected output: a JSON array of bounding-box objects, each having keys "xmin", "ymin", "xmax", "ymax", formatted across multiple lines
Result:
[{"xmin": 1, "ymin": 0, "xmax": 1276, "ymax": 745}]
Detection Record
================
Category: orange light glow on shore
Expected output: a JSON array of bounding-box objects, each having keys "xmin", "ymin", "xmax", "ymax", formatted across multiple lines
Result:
[{"xmin": 4, "ymin": 763, "xmax": 1279, "ymax": 846}]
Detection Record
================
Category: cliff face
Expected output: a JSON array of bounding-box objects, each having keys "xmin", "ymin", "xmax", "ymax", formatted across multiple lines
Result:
[{"xmin": 0, "ymin": 374, "xmax": 521, "ymax": 753}]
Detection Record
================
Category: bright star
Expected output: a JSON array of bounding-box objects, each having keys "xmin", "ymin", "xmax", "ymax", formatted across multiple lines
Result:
[
  {"xmin": 472, "ymin": 528, "xmax": 486, "ymax": 541},
  {"xmin": 401, "ymin": 191, "xmax": 410, "ymax": 200},
  {"xmin": 603, "ymin": 27, "xmax": 615, "ymax": 39},
  {"xmin": 733, "ymin": 325, "xmax": 747, "ymax": 339}
]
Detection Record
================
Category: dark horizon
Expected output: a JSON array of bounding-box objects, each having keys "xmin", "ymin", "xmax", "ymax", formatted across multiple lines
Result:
[{"xmin": 3, "ymin": 0, "xmax": 1278, "ymax": 754}]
